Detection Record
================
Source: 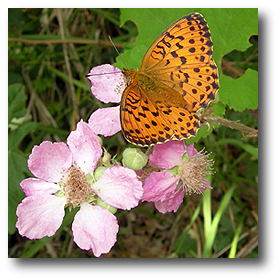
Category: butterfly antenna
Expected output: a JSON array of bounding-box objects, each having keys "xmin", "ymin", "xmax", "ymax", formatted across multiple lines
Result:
[
  {"xmin": 84, "ymin": 37, "xmax": 126, "ymax": 78},
  {"xmin": 108, "ymin": 35, "xmax": 128, "ymax": 69}
]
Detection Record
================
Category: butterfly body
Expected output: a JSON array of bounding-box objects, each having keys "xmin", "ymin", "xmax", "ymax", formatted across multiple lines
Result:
[
  {"xmin": 120, "ymin": 13, "xmax": 219, "ymax": 147},
  {"xmin": 123, "ymin": 68, "xmax": 188, "ymax": 109}
]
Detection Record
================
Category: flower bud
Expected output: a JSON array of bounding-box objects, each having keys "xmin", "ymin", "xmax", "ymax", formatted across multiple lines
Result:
[
  {"xmin": 122, "ymin": 148, "xmax": 148, "ymax": 171},
  {"xmin": 94, "ymin": 166, "xmax": 107, "ymax": 181}
]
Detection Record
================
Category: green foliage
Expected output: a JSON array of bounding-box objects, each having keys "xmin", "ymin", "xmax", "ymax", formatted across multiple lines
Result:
[
  {"xmin": 8, "ymin": 84, "xmax": 38, "ymax": 234},
  {"xmin": 8, "ymin": 84, "xmax": 27, "ymax": 122},
  {"xmin": 8, "ymin": 8, "xmax": 258, "ymax": 258}
]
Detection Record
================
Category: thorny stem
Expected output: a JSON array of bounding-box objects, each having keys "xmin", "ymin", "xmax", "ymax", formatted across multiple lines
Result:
[{"xmin": 200, "ymin": 109, "xmax": 258, "ymax": 139}]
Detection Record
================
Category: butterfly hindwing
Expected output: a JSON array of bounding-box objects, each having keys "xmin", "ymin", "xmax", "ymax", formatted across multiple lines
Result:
[
  {"xmin": 121, "ymin": 85, "xmax": 173, "ymax": 146},
  {"xmin": 120, "ymin": 84, "xmax": 200, "ymax": 147}
]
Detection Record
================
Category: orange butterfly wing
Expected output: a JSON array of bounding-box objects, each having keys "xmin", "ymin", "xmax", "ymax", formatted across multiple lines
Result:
[
  {"xmin": 121, "ymin": 84, "xmax": 200, "ymax": 146},
  {"xmin": 120, "ymin": 13, "xmax": 219, "ymax": 147}
]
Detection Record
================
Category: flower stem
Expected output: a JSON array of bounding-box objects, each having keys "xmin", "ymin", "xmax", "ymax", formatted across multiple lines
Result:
[{"xmin": 201, "ymin": 111, "xmax": 258, "ymax": 138}]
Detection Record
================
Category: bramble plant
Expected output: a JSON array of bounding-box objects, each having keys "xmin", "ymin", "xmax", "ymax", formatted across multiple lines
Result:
[{"xmin": 8, "ymin": 8, "xmax": 258, "ymax": 258}]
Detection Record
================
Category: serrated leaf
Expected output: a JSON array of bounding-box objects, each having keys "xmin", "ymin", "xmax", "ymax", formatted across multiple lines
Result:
[{"xmin": 220, "ymin": 68, "xmax": 258, "ymax": 111}]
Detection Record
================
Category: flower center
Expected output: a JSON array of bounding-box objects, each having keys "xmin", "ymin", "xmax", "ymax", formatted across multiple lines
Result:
[
  {"xmin": 63, "ymin": 166, "xmax": 93, "ymax": 207},
  {"xmin": 180, "ymin": 149, "xmax": 214, "ymax": 195}
]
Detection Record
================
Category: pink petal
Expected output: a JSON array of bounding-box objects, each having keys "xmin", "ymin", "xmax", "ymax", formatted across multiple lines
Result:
[
  {"xmin": 92, "ymin": 166, "xmax": 143, "ymax": 210},
  {"xmin": 185, "ymin": 143, "xmax": 198, "ymax": 157},
  {"xmin": 27, "ymin": 141, "xmax": 72, "ymax": 182},
  {"xmin": 20, "ymin": 178, "xmax": 60, "ymax": 196},
  {"xmin": 72, "ymin": 202, "xmax": 119, "ymax": 257},
  {"xmin": 199, "ymin": 179, "xmax": 213, "ymax": 191},
  {"xmin": 67, "ymin": 120, "xmax": 102, "ymax": 174},
  {"xmin": 88, "ymin": 106, "xmax": 121, "ymax": 137},
  {"xmin": 16, "ymin": 195, "xmax": 66, "ymax": 239},
  {"xmin": 142, "ymin": 171, "xmax": 180, "ymax": 202},
  {"xmin": 155, "ymin": 188, "xmax": 185, "ymax": 214},
  {"xmin": 86, "ymin": 64, "xmax": 126, "ymax": 103},
  {"xmin": 149, "ymin": 140, "xmax": 186, "ymax": 169}
]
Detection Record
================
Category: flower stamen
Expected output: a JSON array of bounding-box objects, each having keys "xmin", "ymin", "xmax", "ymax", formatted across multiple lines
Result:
[
  {"xmin": 180, "ymin": 149, "xmax": 214, "ymax": 195},
  {"xmin": 63, "ymin": 166, "xmax": 94, "ymax": 207}
]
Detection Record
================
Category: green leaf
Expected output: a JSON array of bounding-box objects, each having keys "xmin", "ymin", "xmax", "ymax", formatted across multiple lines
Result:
[
  {"xmin": 213, "ymin": 138, "xmax": 258, "ymax": 159},
  {"xmin": 8, "ymin": 121, "xmax": 39, "ymax": 151},
  {"xmin": 202, "ymin": 184, "xmax": 237, "ymax": 257},
  {"xmin": 205, "ymin": 8, "xmax": 258, "ymax": 61},
  {"xmin": 47, "ymin": 64, "xmax": 89, "ymax": 91},
  {"xmin": 8, "ymin": 150, "xmax": 31, "ymax": 234},
  {"xmin": 173, "ymin": 200, "xmax": 202, "ymax": 257},
  {"xmin": 228, "ymin": 210, "xmax": 247, "ymax": 258},
  {"xmin": 220, "ymin": 69, "xmax": 258, "ymax": 111},
  {"xmin": 8, "ymin": 83, "xmax": 27, "ymax": 122}
]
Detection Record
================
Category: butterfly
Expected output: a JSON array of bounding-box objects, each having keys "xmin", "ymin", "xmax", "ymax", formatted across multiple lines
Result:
[{"xmin": 120, "ymin": 13, "xmax": 219, "ymax": 147}]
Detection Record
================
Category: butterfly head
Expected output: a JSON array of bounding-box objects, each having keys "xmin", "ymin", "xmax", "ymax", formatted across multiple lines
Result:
[{"xmin": 123, "ymin": 69, "xmax": 136, "ymax": 78}]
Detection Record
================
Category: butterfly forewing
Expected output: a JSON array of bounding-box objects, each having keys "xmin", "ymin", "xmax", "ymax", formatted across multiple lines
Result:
[
  {"xmin": 141, "ymin": 13, "xmax": 214, "ymax": 72},
  {"xmin": 154, "ymin": 58, "xmax": 219, "ymax": 112}
]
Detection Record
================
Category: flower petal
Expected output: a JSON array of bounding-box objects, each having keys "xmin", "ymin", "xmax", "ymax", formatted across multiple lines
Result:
[
  {"xmin": 27, "ymin": 141, "xmax": 72, "ymax": 182},
  {"xmin": 185, "ymin": 143, "xmax": 198, "ymax": 157},
  {"xmin": 92, "ymin": 166, "xmax": 143, "ymax": 210},
  {"xmin": 142, "ymin": 171, "xmax": 180, "ymax": 202},
  {"xmin": 149, "ymin": 140, "xmax": 186, "ymax": 169},
  {"xmin": 16, "ymin": 195, "xmax": 66, "ymax": 239},
  {"xmin": 154, "ymin": 188, "xmax": 184, "ymax": 214},
  {"xmin": 88, "ymin": 106, "xmax": 121, "ymax": 137},
  {"xmin": 203, "ymin": 180, "xmax": 213, "ymax": 190},
  {"xmin": 67, "ymin": 120, "xmax": 102, "ymax": 174},
  {"xmin": 20, "ymin": 178, "xmax": 60, "ymax": 196},
  {"xmin": 86, "ymin": 64, "xmax": 126, "ymax": 103},
  {"xmin": 72, "ymin": 202, "xmax": 119, "ymax": 257}
]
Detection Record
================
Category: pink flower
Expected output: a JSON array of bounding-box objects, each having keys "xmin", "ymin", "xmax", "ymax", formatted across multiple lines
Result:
[
  {"xmin": 86, "ymin": 64, "xmax": 125, "ymax": 137},
  {"xmin": 141, "ymin": 140, "xmax": 214, "ymax": 214},
  {"xmin": 86, "ymin": 64, "xmax": 125, "ymax": 104},
  {"xmin": 16, "ymin": 120, "xmax": 143, "ymax": 257}
]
